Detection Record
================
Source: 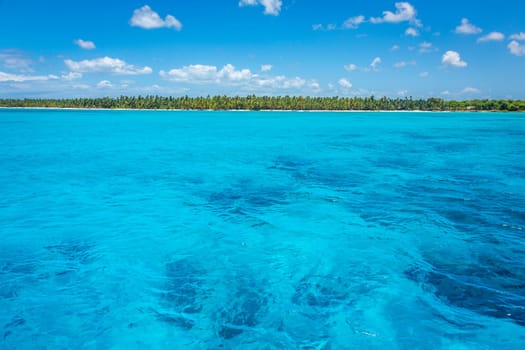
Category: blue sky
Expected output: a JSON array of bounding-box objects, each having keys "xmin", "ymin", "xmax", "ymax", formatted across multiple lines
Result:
[{"xmin": 1, "ymin": 0, "xmax": 524, "ymax": 99}]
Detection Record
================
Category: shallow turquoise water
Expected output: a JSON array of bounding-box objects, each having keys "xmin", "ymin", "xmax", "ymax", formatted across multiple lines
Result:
[{"xmin": 1, "ymin": 109, "xmax": 524, "ymax": 349}]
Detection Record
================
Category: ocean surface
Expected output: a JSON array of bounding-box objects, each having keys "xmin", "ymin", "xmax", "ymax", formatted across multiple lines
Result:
[{"xmin": 0, "ymin": 109, "xmax": 524, "ymax": 349}]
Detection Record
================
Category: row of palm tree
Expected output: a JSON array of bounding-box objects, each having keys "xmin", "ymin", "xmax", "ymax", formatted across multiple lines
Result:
[{"xmin": 1, "ymin": 95, "xmax": 524, "ymax": 111}]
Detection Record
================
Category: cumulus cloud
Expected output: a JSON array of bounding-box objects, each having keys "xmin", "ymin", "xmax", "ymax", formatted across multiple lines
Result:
[
  {"xmin": 508, "ymin": 40, "xmax": 525, "ymax": 56},
  {"xmin": 370, "ymin": 2, "xmax": 420, "ymax": 25},
  {"xmin": 343, "ymin": 15, "xmax": 365, "ymax": 29},
  {"xmin": 160, "ymin": 64, "xmax": 252, "ymax": 83},
  {"xmin": 390, "ymin": 45, "xmax": 400, "ymax": 51},
  {"xmin": 314, "ymin": 15, "xmax": 364, "ymax": 32},
  {"xmin": 455, "ymin": 18, "xmax": 482, "ymax": 35},
  {"xmin": 74, "ymin": 39, "xmax": 96, "ymax": 50},
  {"xmin": 261, "ymin": 64, "xmax": 273, "ymax": 72},
  {"xmin": 130, "ymin": 5, "xmax": 182, "ymax": 30},
  {"xmin": 442, "ymin": 50, "xmax": 467, "ymax": 67},
  {"xmin": 477, "ymin": 32, "xmax": 504, "ymax": 43},
  {"xmin": 0, "ymin": 71, "xmax": 58, "ymax": 82},
  {"xmin": 159, "ymin": 63, "xmax": 318, "ymax": 92},
  {"xmin": 405, "ymin": 28, "xmax": 419, "ymax": 37},
  {"xmin": 510, "ymin": 32, "xmax": 525, "ymax": 41},
  {"xmin": 344, "ymin": 63, "xmax": 358, "ymax": 72},
  {"xmin": 239, "ymin": 0, "xmax": 282, "ymax": 16},
  {"xmin": 419, "ymin": 71, "xmax": 429, "ymax": 78},
  {"xmin": 64, "ymin": 56, "xmax": 153, "ymax": 75},
  {"xmin": 338, "ymin": 78, "xmax": 352, "ymax": 88}
]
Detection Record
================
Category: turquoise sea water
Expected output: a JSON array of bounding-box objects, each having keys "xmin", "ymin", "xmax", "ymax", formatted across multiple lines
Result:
[{"xmin": 0, "ymin": 109, "xmax": 524, "ymax": 349}]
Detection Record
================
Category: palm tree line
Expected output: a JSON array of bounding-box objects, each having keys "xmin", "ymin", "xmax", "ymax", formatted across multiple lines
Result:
[{"xmin": 1, "ymin": 96, "xmax": 524, "ymax": 111}]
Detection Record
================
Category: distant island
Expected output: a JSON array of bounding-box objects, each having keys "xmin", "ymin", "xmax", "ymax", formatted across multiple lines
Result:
[{"xmin": 1, "ymin": 96, "xmax": 524, "ymax": 111}]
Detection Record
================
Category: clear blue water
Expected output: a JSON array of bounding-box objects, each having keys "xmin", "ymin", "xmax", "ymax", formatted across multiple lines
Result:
[{"xmin": 1, "ymin": 109, "xmax": 524, "ymax": 349}]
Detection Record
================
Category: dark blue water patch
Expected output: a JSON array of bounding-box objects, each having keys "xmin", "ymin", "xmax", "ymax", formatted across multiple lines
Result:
[
  {"xmin": 0, "ymin": 250, "xmax": 42, "ymax": 300},
  {"xmin": 157, "ymin": 258, "xmax": 208, "ymax": 329},
  {"xmin": 207, "ymin": 179, "xmax": 289, "ymax": 212},
  {"xmin": 3, "ymin": 316, "xmax": 26, "ymax": 340},
  {"xmin": 45, "ymin": 240, "xmax": 96, "ymax": 265},
  {"xmin": 292, "ymin": 275, "xmax": 353, "ymax": 312},
  {"xmin": 399, "ymin": 177, "xmax": 525, "ymax": 236},
  {"xmin": 406, "ymin": 254, "xmax": 525, "ymax": 327},
  {"xmin": 216, "ymin": 279, "xmax": 269, "ymax": 340},
  {"xmin": 0, "ymin": 260, "xmax": 37, "ymax": 277},
  {"xmin": 217, "ymin": 207, "xmax": 274, "ymax": 228},
  {"xmin": 268, "ymin": 156, "xmax": 315, "ymax": 173},
  {"xmin": 503, "ymin": 164, "xmax": 525, "ymax": 180},
  {"xmin": 506, "ymin": 208, "xmax": 525, "ymax": 226},
  {"xmin": 438, "ymin": 208, "xmax": 491, "ymax": 230},
  {"xmin": 270, "ymin": 156, "xmax": 369, "ymax": 190},
  {"xmin": 432, "ymin": 142, "xmax": 472, "ymax": 153}
]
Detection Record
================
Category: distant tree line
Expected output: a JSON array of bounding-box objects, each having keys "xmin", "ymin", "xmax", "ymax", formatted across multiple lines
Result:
[{"xmin": 0, "ymin": 96, "xmax": 524, "ymax": 111}]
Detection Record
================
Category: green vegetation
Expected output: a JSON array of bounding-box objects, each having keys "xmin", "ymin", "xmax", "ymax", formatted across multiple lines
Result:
[{"xmin": 1, "ymin": 96, "xmax": 524, "ymax": 111}]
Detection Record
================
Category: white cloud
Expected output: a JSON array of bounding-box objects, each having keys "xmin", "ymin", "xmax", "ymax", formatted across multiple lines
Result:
[
  {"xmin": 397, "ymin": 89, "xmax": 408, "ymax": 96},
  {"xmin": 405, "ymin": 28, "xmax": 419, "ymax": 37},
  {"xmin": 159, "ymin": 63, "xmax": 318, "ymax": 92},
  {"xmin": 64, "ymin": 56, "xmax": 153, "ymax": 75},
  {"xmin": 394, "ymin": 60, "xmax": 416, "ymax": 68},
  {"xmin": 370, "ymin": 2, "xmax": 420, "ymax": 25},
  {"xmin": 257, "ymin": 76, "xmax": 308, "ymax": 89},
  {"xmin": 344, "ymin": 63, "xmax": 358, "ymax": 71},
  {"xmin": 419, "ymin": 41, "xmax": 436, "ymax": 53},
  {"xmin": 477, "ymin": 32, "xmax": 504, "ymax": 43},
  {"xmin": 309, "ymin": 81, "xmax": 321, "ymax": 90},
  {"xmin": 261, "ymin": 64, "xmax": 273, "ymax": 72},
  {"xmin": 130, "ymin": 5, "xmax": 182, "ymax": 30},
  {"xmin": 455, "ymin": 18, "xmax": 482, "ymax": 35},
  {"xmin": 74, "ymin": 39, "xmax": 96, "ymax": 50},
  {"xmin": 61, "ymin": 72, "xmax": 82, "ymax": 81},
  {"xmin": 390, "ymin": 45, "xmax": 400, "ymax": 51},
  {"xmin": 369, "ymin": 57, "xmax": 382, "ymax": 71},
  {"xmin": 508, "ymin": 40, "xmax": 525, "ymax": 56},
  {"xmin": 338, "ymin": 78, "xmax": 352, "ymax": 88},
  {"xmin": 326, "ymin": 24, "xmax": 337, "ymax": 31},
  {"xmin": 461, "ymin": 87, "xmax": 480, "ymax": 94},
  {"xmin": 0, "ymin": 71, "xmax": 58, "ymax": 82},
  {"xmin": 343, "ymin": 15, "xmax": 365, "ymax": 29},
  {"xmin": 97, "ymin": 80, "xmax": 113, "ymax": 88},
  {"xmin": 419, "ymin": 71, "xmax": 429, "ymax": 78},
  {"xmin": 442, "ymin": 50, "xmax": 467, "ymax": 68},
  {"xmin": 312, "ymin": 24, "xmax": 323, "ymax": 31},
  {"xmin": 160, "ymin": 64, "xmax": 252, "ymax": 83},
  {"xmin": 510, "ymin": 32, "xmax": 525, "ymax": 41},
  {"xmin": 239, "ymin": 0, "xmax": 282, "ymax": 16}
]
